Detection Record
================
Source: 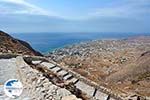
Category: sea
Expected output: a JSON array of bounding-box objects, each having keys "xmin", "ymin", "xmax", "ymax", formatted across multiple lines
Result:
[{"xmin": 10, "ymin": 32, "xmax": 150, "ymax": 54}]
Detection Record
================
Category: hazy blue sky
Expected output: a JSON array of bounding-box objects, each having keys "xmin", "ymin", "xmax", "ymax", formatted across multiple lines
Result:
[{"xmin": 0, "ymin": 0, "xmax": 150, "ymax": 33}]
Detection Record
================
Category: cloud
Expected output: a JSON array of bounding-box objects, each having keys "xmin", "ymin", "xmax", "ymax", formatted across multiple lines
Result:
[
  {"xmin": 0, "ymin": 0, "xmax": 149, "ymax": 21},
  {"xmin": 88, "ymin": 0, "xmax": 150, "ymax": 19},
  {"xmin": 0, "ymin": 0, "xmax": 88, "ymax": 20},
  {"xmin": 0, "ymin": 0, "xmax": 58, "ymax": 17},
  {"xmin": 0, "ymin": 0, "xmax": 77, "ymax": 20}
]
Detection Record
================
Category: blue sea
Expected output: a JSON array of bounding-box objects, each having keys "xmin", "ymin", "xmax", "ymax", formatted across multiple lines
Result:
[{"xmin": 10, "ymin": 32, "xmax": 149, "ymax": 54}]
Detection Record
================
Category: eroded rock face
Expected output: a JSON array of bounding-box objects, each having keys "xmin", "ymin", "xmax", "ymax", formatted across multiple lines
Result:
[{"xmin": 0, "ymin": 30, "xmax": 42, "ymax": 56}]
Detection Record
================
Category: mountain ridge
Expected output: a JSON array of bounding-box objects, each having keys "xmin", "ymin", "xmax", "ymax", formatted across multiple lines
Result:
[{"xmin": 0, "ymin": 30, "xmax": 42, "ymax": 56}]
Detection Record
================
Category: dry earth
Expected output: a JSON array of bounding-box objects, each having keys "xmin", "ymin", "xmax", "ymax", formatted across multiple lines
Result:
[
  {"xmin": 0, "ymin": 30, "xmax": 42, "ymax": 56},
  {"xmin": 48, "ymin": 36, "xmax": 150, "ymax": 98}
]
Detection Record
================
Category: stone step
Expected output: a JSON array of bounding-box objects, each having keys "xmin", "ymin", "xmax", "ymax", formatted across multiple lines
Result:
[
  {"xmin": 63, "ymin": 74, "xmax": 73, "ymax": 80},
  {"xmin": 68, "ymin": 78, "xmax": 79, "ymax": 84},
  {"xmin": 41, "ymin": 62, "xmax": 55, "ymax": 69},
  {"xmin": 56, "ymin": 68, "xmax": 62, "ymax": 73},
  {"xmin": 40, "ymin": 62, "xmax": 116, "ymax": 100},
  {"xmin": 63, "ymin": 72, "xmax": 69, "ymax": 77},
  {"xmin": 57, "ymin": 70, "xmax": 68, "ymax": 76},
  {"xmin": 32, "ymin": 60, "xmax": 42, "ymax": 64},
  {"xmin": 93, "ymin": 88, "xmax": 97, "ymax": 97},
  {"xmin": 49, "ymin": 65, "xmax": 57, "ymax": 70},
  {"xmin": 94, "ymin": 90, "xmax": 108, "ymax": 100},
  {"xmin": 75, "ymin": 81, "xmax": 95, "ymax": 97},
  {"xmin": 51, "ymin": 66, "xmax": 62, "ymax": 73}
]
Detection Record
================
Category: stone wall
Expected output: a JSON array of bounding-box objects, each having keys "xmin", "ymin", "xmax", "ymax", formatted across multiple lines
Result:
[{"xmin": 15, "ymin": 56, "xmax": 81, "ymax": 100}]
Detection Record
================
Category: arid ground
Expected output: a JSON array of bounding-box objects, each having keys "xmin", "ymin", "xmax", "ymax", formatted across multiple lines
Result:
[{"xmin": 48, "ymin": 36, "xmax": 150, "ymax": 98}]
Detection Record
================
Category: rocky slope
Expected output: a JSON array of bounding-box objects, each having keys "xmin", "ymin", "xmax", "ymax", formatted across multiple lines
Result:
[
  {"xmin": 0, "ymin": 30, "xmax": 42, "ymax": 56},
  {"xmin": 107, "ymin": 51, "xmax": 150, "ymax": 82},
  {"xmin": 48, "ymin": 36, "xmax": 150, "ymax": 97},
  {"xmin": 106, "ymin": 51, "xmax": 150, "ymax": 96}
]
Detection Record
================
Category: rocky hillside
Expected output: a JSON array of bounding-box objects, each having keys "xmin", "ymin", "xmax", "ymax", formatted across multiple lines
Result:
[
  {"xmin": 0, "ymin": 30, "xmax": 42, "ymax": 56},
  {"xmin": 105, "ymin": 51, "xmax": 150, "ymax": 96},
  {"xmin": 106, "ymin": 51, "xmax": 150, "ymax": 83},
  {"xmin": 48, "ymin": 36, "xmax": 150, "ymax": 97}
]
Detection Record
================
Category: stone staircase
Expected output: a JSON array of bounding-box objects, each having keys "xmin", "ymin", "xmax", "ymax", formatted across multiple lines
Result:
[
  {"xmin": 33, "ymin": 61, "xmax": 118, "ymax": 100},
  {"xmin": 0, "ymin": 54, "xmax": 146, "ymax": 100}
]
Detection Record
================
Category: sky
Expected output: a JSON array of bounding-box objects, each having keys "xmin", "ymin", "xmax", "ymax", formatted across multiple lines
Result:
[{"xmin": 0, "ymin": 0, "xmax": 150, "ymax": 33}]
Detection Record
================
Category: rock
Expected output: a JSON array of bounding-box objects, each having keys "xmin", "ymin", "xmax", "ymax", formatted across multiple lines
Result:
[
  {"xmin": 43, "ymin": 82, "xmax": 51, "ymax": 88},
  {"xmin": 75, "ymin": 81, "xmax": 95, "ymax": 97},
  {"xmin": 51, "ymin": 66, "xmax": 61, "ymax": 73},
  {"xmin": 41, "ymin": 62, "xmax": 55, "ymax": 69},
  {"xmin": 57, "ymin": 88, "xmax": 71, "ymax": 97},
  {"xmin": 47, "ymin": 84, "xmax": 58, "ymax": 94},
  {"xmin": 94, "ymin": 90, "xmax": 108, "ymax": 100},
  {"xmin": 63, "ymin": 74, "xmax": 73, "ymax": 80},
  {"xmin": 57, "ymin": 70, "xmax": 68, "ymax": 76},
  {"xmin": 32, "ymin": 60, "xmax": 42, "ymax": 64}
]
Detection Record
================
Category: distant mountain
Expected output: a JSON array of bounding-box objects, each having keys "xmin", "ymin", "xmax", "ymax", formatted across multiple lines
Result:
[
  {"xmin": 125, "ymin": 36, "xmax": 150, "ymax": 43},
  {"xmin": 0, "ymin": 30, "xmax": 42, "ymax": 56}
]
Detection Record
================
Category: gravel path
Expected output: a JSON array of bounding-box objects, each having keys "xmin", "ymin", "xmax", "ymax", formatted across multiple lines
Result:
[
  {"xmin": 0, "ymin": 58, "xmax": 17, "ymax": 84},
  {"xmin": 0, "ymin": 58, "xmax": 30, "ymax": 100}
]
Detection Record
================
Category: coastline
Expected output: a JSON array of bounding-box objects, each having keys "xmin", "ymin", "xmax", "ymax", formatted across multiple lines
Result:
[
  {"xmin": 48, "ymin": 35, "xmax": 150, "ymax": 98},
  {"xmin": 10, "ymin": 32, "xmax": 150, "ymax": 54}
]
